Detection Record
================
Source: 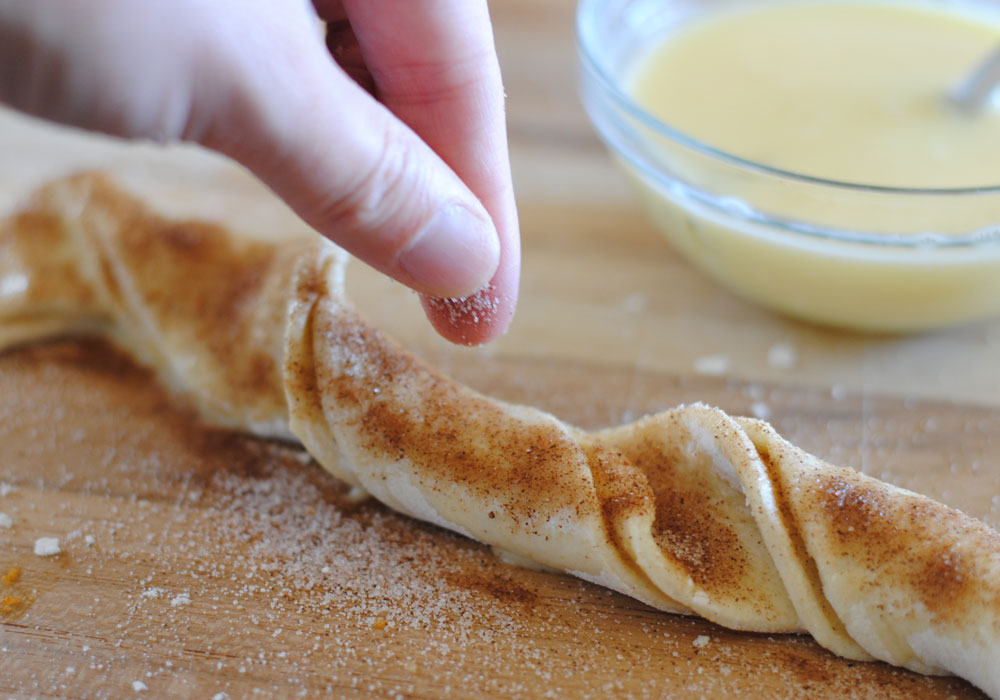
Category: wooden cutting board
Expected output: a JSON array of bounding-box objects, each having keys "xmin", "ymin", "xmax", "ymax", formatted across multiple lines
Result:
[{"xmin": 1, "ymin": 2, "xmax": 997, "ymax": 697}]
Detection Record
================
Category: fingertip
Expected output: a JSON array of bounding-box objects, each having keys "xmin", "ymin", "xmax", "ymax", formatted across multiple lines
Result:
[
  {"xmin": 396, "ymin": 202, "xmax": 500, "ymax": 299},
  {"xmin": 420, "ymin": 283, "xmax": 516, "ymax": 346},
  {"xmin": 421, "ymin": 196, "xmax": 520, "ymax": 346}
]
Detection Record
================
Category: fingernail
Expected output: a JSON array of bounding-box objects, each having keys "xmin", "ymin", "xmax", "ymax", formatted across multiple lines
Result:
[{"xmin": 398, "ymin": 204, "xmax": 500, "ymax": 297}]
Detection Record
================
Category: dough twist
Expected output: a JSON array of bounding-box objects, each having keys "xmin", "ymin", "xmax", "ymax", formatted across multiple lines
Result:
[{"xmin": 2, "ymin": 174, "xmax": 998, "ymax": 697}]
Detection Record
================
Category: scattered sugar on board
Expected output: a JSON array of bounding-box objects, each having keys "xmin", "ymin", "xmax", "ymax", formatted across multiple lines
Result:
[
  {"xmin": 619, "ymin": 293, "xmax": 647, "ymax": 314},
  {"xmin": 0, "ymin": 512, "xmax": 11, "ymax": 528},
  {"xmin": 199, "ymin": 450, "xmax": 542, "ymax": 643},
  {"xmin": 766, "ymin": 342, "xmax": 798, "ymax": 370},
  {"xmin": 694, "ymin": 354, "xmax": 731, "ymax": 376},
  {"xmin": 38, "ymin": 442, "xmax": 962, "ymax": 700},
  {"xmin": 33, "ymin": 536, "xmax": 60, "ymax": 556}
]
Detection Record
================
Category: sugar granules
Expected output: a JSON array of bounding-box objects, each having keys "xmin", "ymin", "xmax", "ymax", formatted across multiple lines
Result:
[{"xmin": 33, "ymin": 536, "xmax": 61, "ymax": 557}]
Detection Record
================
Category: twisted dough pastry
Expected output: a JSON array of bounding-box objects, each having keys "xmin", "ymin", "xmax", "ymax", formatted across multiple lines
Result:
[{"xmin": 2, "ymin": 174, "xmax": 998, "ymax": 697}]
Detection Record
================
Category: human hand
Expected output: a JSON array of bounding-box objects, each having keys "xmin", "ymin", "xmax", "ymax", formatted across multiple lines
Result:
[{"xmin": 0, "ymin": 0, "xmax": 519, "ymax": 345}]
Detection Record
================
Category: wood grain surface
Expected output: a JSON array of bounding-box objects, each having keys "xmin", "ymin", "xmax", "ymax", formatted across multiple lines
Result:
[{"xmin": 1, "ymin": 1, "xmax": 998, "ymax": 698}]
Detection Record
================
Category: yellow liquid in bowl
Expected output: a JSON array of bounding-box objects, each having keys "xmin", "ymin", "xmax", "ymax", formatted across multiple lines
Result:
[{"xmin": 623, "ymin": 1, "xmax": 1000, "ymax": 331}]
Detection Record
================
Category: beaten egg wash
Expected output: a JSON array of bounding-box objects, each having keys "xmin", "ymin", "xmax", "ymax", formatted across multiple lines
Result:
[
  {"xmin": 617, "ymin": 1, "xmax": 1000, "ymax": 330},
  {"xmin": 630, "ymin": 1, "xmax": 1000, "ymax": 188}
]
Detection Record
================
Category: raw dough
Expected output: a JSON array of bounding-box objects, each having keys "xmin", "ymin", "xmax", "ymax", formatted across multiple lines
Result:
[{"xmin": 1, "ymin": 174, "xmax": 997, "ymax": 698}]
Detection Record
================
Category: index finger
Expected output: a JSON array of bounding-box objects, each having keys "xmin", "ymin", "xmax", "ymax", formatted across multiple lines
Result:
[{"xmin": 333, "ymin": 0, "xmax": 520, "ymax": 345}]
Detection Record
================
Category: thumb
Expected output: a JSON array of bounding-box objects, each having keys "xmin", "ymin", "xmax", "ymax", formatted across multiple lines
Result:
[{"xmin": 197, "ymin": 32, "xmax": 500, "ymax": 299}]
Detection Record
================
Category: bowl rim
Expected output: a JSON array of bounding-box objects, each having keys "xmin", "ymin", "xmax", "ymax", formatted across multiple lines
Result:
[{"xmin": 575, "ymin": 0, "xmax": 1000, "ymax": 196}]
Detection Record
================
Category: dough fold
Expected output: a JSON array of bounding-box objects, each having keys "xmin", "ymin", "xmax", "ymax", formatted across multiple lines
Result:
[{"xmin": 2, "ymin": 174, "xmax": 998, "ymax": 697}]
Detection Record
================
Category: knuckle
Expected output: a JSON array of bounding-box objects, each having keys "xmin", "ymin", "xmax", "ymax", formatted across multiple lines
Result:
[
  {"xmin": 314, "ymin": 124, "xmax": 424, "ymax": 240},
  {"xmin": 377, "ymin": 56, "xmax": 495, "ymax": 108}
]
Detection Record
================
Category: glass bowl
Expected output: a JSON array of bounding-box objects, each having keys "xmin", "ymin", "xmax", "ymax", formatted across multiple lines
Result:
[{"xmin": 576, "ymin": 0, "xmax": 1000, "ymax": 332}]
